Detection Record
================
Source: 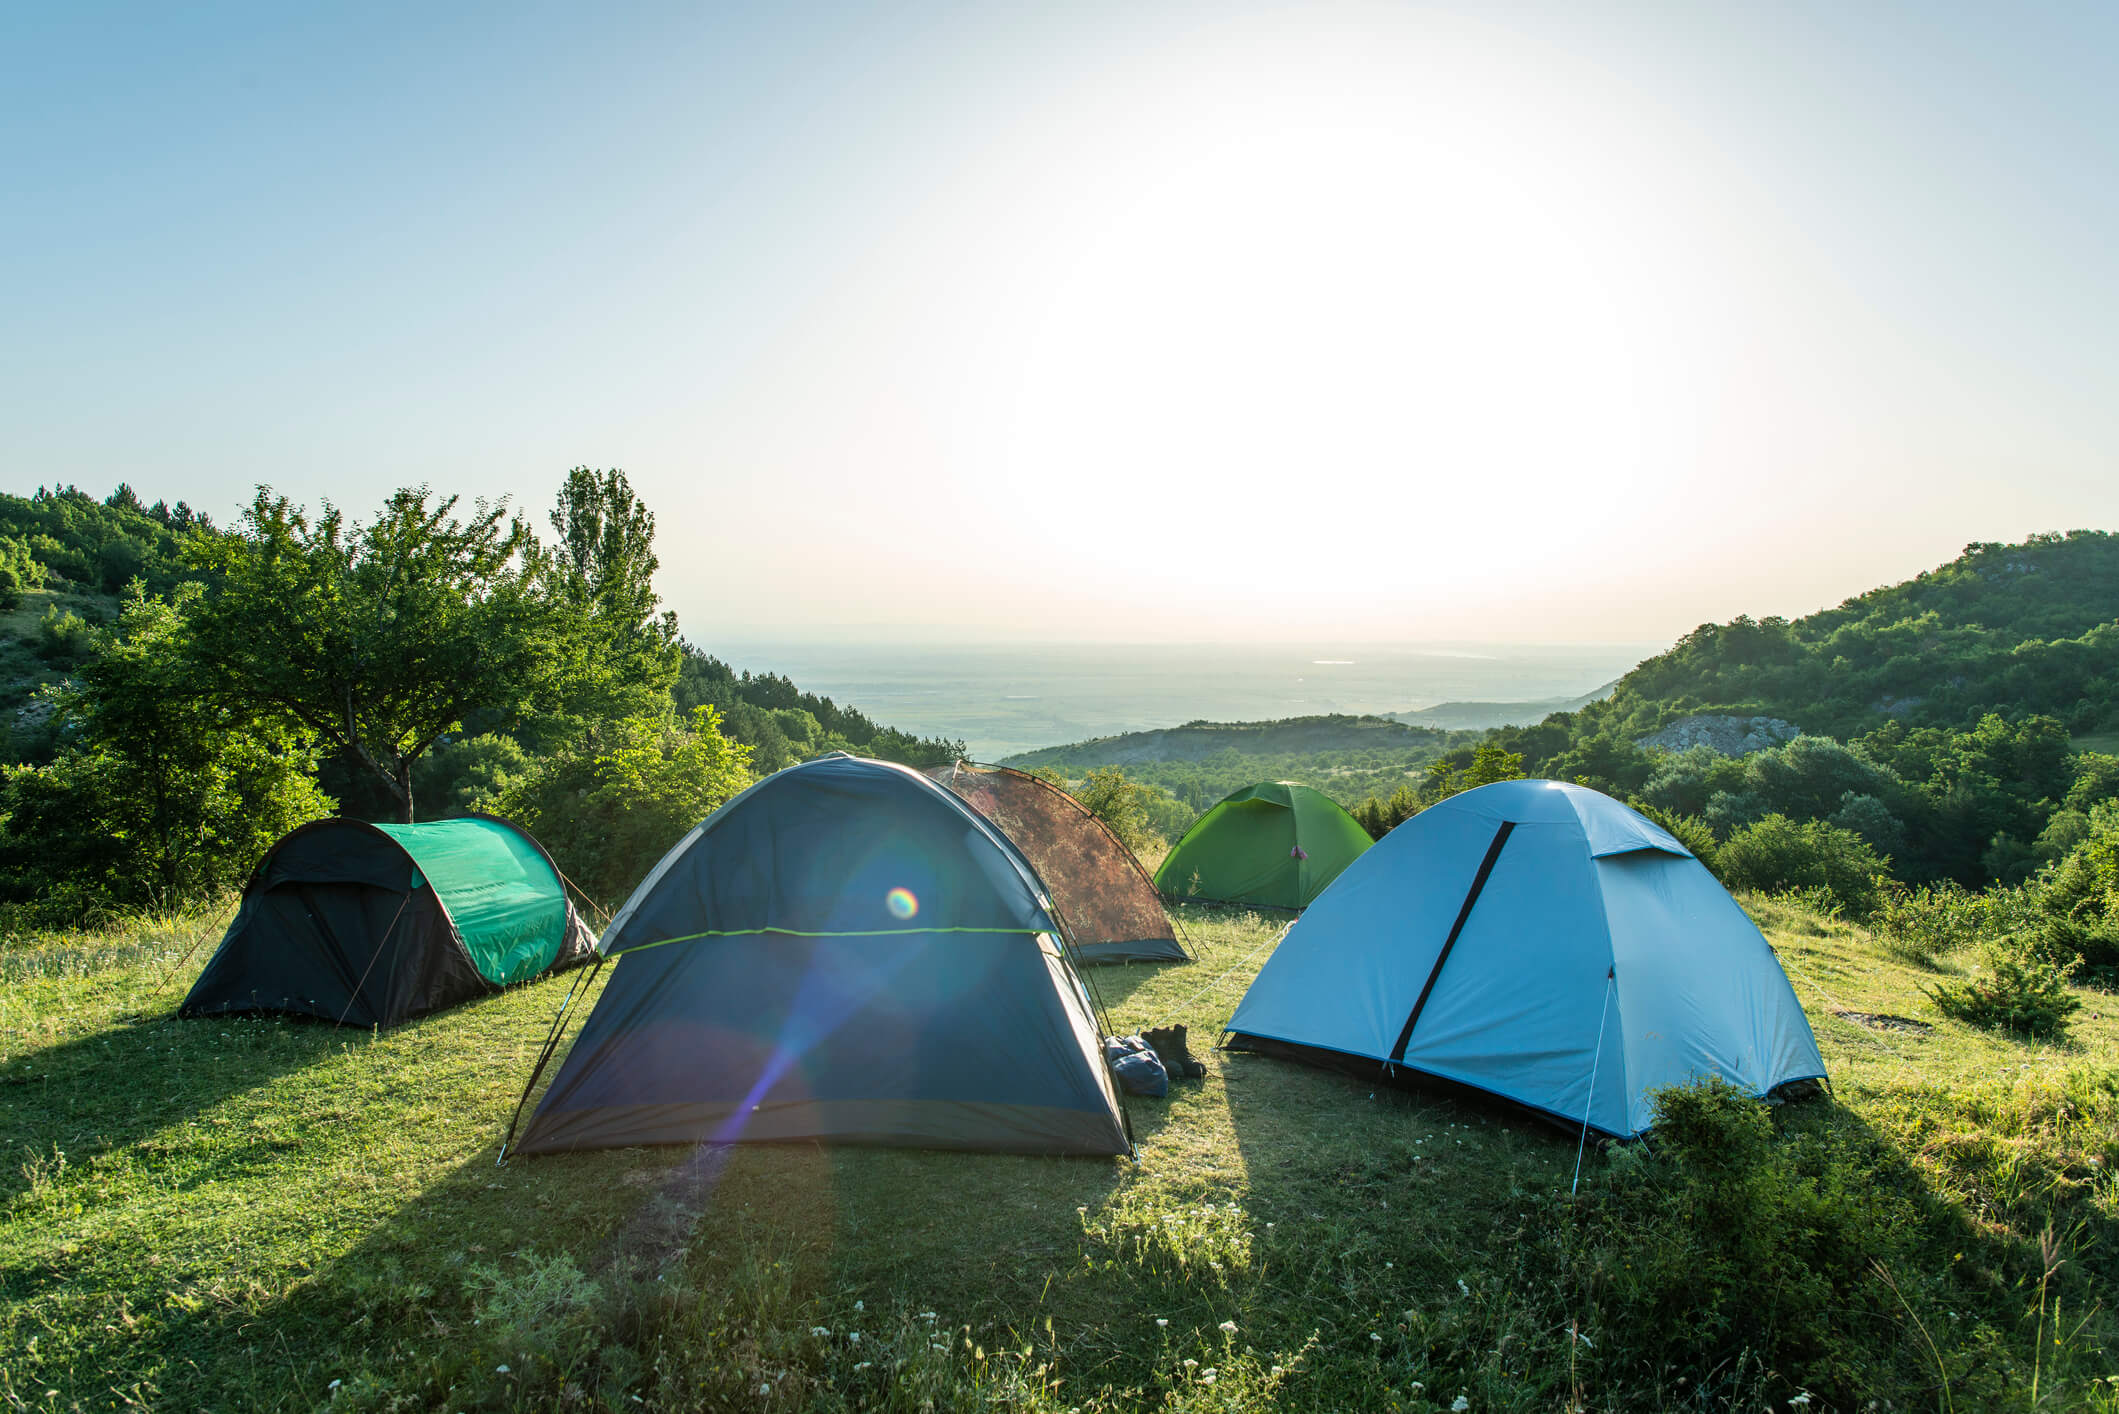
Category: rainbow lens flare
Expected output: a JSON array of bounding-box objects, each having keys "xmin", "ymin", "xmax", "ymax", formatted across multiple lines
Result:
[{"xmin": 885, "ymin": 887, "xmax": 919, "ymax": 920}]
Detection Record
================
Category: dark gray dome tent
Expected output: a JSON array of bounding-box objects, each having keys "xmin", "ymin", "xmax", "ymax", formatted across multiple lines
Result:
[
  {"xmin": 926, "ymin": 762, "xmax": 1190, "ymax": 965},
  {"xmin": 507, "ymin": 754, "xmax": 1130, "ymax": 1159},
  {"xmin": 181, "ymin": 815, "xmax": 595, "ymax": 1028}
]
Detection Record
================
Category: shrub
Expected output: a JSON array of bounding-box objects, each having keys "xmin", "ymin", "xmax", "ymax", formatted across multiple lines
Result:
[
  {"xmin": 33, "ymin": 604, "xmax": 98, "ymax": 665},
  {"xmin": 1869, "ymin": 880, "xmax": 1985, "ymax": 966},
  {"xmin": 490, "ymin": 707, "xmax": 751, "ymax": 907},
  {"xmin": 1549, "ymin": 1078, "xmax": 1943, "ymax": 1404},
  {"xmin": 1073, "ymin": 766, "xmax": 1165, "ymax": 855},
  {"xmin": 1714, "ymin": 813, "xmax": 1889, "ymax": 919},
  {"xmin": 1927, "ymin": 942, "xmax": 2082, "ymax": 1039}
]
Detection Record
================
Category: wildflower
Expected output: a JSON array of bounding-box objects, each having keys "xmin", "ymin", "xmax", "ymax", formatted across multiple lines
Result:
[
  {"xmin": 810, "ymin": 1327, "xmax": 831, "ymax": 1338},
  {"xmin": 1452, "ymin": 1399, "xmax": 1471, "ymax": 1412},
  {"xmin": 1789, "ymin": 1396, "xmax": 1812, "ymax": 1409},
  {"xmin": 1270, "ymin": 1366, "xmax": 1284, "ymax": 1377},
  {"xmin": 328, "ymin": 1381, "xmax": 341, "ymax": 1392},
  {"xmin": 495, "ymin": 1365, "xmax": 510, "ymax": 1375},
  {"xmin": 1156, "ymin": 1318, "xmax": 1169, "ymax": 1328},
  {"xmin": 854, "ymin": 1299, "xmax": 865, "ymax": 1311},
  {"xmin": 920, "ymin": 1311, "xmax": 936, "ymax": 1321},
  {"xmin": 1219, "ymin": 1320, "xmax": 1238, "ymax": 1334},
  {"xmin": 1370, "ymin": 1332, "xmax": 1382, "ymax": 1343},
  {"xmin": 849, "ymin": 1332, "xmax": 861, "ymax": 1345},
  {"xmin": 1457, "ymin": 1279, "xmax": 1471, "ymax": 1297},
  {"xmin": 1410, "ymin": 1383, "xmax": 1425, "ymax": 1393},
  {"xmin": 760, "ymin": 1384, "xmax": 771, "ymax": 1397},
  {"xmin": 1200, "ymin": 1370, "xmax": 1218, "ymax": 1385},
  {"xmin": 1183, "ymin": 1359, "xmax": 1197, "ymax": 1369},
  {"xmin": 853, "ymin": 1362, "xmax": 872, "ymax": 1372}
]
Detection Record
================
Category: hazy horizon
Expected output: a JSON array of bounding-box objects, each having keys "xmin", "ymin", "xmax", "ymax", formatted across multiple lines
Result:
[{"xmin": 7, "ymin": 2, "xmax": 2116, "ymax": 645}]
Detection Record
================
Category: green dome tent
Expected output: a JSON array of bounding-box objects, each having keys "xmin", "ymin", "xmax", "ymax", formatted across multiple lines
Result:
[
  {"xmin": 181, "ymin": 815, "xmax": 595, "ymax": 1028},
  {"xmin": 1152, "ymin": 782, "xmax": 1372, "ymax": 911}
]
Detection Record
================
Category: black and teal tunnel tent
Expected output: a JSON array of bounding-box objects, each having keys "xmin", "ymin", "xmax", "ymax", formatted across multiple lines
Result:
[
  {"xmin": 508, "ymin": 754, "xmax": 1130, "ymax": 1158},
  {"xmin": 1152, "ymin": 781, "xmax": 1373, "ymax": 911},
  {"xmin": 181, "ymin": 815, "xmax": 595, "ymax": 1028}
]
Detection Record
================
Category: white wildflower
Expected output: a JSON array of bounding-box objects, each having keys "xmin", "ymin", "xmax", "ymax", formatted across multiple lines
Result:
[
  {"xmin": 327, "ymin": 1381, "xmax": 341, "ymax": 1392},
  {"xmin": 1156, "ymin": 1318, "xmax": 1169, "ymax": 1328},
  {"xmin": 760, "ymin": 1384, "xmax": 771, "ymax": 1397},
  {"xmin": 849, "ymin": 1332, "xmax": 861, "ymax": 1345},
  {"xmin": 1218, "ymin": 1320, "xmax": 1238, "ymax": 1334},
  {"xmin": 1183, "ymin": 1358, "xmax": 1197, "ymax": 1369},
  {"xmin": 1200, "ymin": 1370, "xmax": 1218, "ymax": 1385},
  {"xmin": 495, "ymin": 1365, "xmax": 510, "ymax": 1374},
  {"xmin": 1457, "ymin": 1279, "xmax": 1471, "ymax": 1297},
  {"xmin": 920, "ymin": 1311, "xmax": 936, "ymax": 1320},
  {"xmin": 853, "ymin": 1362, "xmax": 871, "ymax": 1372},
  {"xmin": 1370, "ymin": 1332, "xmax": 1382, "ymax": 1343},
  {"xmin": 810, "ymin": 1327, "xmax": 831, "ymax": 1338},
  {"xmin": 853, "ymin": 1299, "xmax": 864, "ymax": 1311},
  {"xmin": 1452, "ymin": 1398, "xmax": 1471, "ymax": 1413},
  {"xmin": 1789, "ymin": 1396, "xmax": 1812, "ymax": 1409}
]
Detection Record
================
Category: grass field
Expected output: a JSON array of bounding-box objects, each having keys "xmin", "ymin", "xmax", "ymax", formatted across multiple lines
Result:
[{"xmin": 4, "ymin": 901, "xmax": 2117, "ymax": 1411}]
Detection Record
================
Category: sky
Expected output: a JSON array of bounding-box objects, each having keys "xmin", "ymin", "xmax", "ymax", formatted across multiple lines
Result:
[{"xmin": 5, "ymin": 1, "xmax": 2116, "ymax": 646}]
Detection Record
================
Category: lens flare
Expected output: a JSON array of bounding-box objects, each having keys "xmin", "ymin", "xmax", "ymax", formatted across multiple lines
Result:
[{"xmin": 885, "ymin": 887, "xmax": 918, "ymax": 920}]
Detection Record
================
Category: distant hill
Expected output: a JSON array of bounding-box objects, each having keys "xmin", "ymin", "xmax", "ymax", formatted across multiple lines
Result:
[
  {"xmin": 1003, "ymin": 712, "xmax": 1445, "ymax": 768},
  {"xmin": 1000, "ymin": 713, "xmax": 1471, "ymax": 815},
  {"xmin": 1389, "ymin": 680, "xmax": 1619, "ymax": 731}
]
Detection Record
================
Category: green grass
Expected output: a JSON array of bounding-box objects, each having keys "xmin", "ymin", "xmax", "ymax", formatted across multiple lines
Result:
[
  {"xmin": 4, "ymin": 899, "xmax": 2117, "ymax": 1410},
  {"xmin": 2074, "ymin": 731, "xmax": 2119, "ymax": 757}
]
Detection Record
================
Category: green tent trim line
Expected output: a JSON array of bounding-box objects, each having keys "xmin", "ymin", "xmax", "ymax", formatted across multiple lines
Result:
[{"xmin": 1152, "ymin": 781, "xmax": 1374, "ymax": 911}]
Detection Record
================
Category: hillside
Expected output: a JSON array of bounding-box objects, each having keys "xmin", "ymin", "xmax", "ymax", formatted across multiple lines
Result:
[
  {"xmin": 1577, "ymin": 530, "xmax": 2119, "ymax": 742},
  {"xmin": 1002, "ymin": 714, "xmax": 1472, "ymax": 813},
  {"xmin": 1388, "ymin": 679, "xmax": 1619, "ymax": 731},
  {"xmin": 4, "ymin": 896, "xmax": 2114, "ymax": 1408}
]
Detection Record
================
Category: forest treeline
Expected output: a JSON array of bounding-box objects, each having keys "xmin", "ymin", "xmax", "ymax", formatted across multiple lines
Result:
[{"xmin": 0, "ymin": 480, "xmax": 961, "ymax": 919}]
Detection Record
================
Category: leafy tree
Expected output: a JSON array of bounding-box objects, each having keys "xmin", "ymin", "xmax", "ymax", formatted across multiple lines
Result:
[
  {"xmin": 0, "ymin": 587, "xmax": 332, "ymax": 916},
  {"xmin": 536, "ymin": 467, "xmax": 681, "ymax": 722},
  {"xmin": 186, "ymin": 487, "xmax": 555, "ymax": 822},
  {"xmin": 491, "ymin": 707, "xmax": 751, "ymax": 905},
  {"xmin": 1072, "ymin": 767, "xmax": 1164, "ymax": 856}
]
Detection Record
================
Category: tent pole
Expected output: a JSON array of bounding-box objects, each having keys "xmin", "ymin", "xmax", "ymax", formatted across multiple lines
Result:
[
  {"xmin": 1571, "ymin": 967, "xmax": 1617, "ymax": 1196},
  {"xmin": 497, "ymin": 952, "xmax": 605, "ymax": 1164},
  {"xmin": 334, "ymin": 890, "xmax": 416, "ymax": 1027}
]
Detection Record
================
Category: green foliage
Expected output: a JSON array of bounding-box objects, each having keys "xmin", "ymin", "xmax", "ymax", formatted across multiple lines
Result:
[
  {"xmin": 410, "ymin": 733, "xmax": 534, "ymax": 818},
  {"xmin": 1552, "ymin": 1079, "xmax": 1937, "ymax": 1402},
  {"xmin": 1868, "ymin": 880, "xmax": 1986, "ymax": 966},
  {"xmin": 1927, "ymin": 941, "xmax": 2083, "ymax": 1038},
  {"xmin": 0, "ymin": 484, "xmax": 210, "ymax": 594},
  {"xmin": 1715, "ymin": 814, "xmax": 1889, "ymax": 919},
  {"xmin": 0, "ymin": 535, "xmax": 45, "ymax": 611},
  {"xmin": 491, "ymin": 706, "xmax": 751, "ymax": 906},
  {"xmin": 1348, "ymin": 742, "xmax": 1525, "ymax": 838},
  {"xmin": 32, "ymin": 604, "xmax": 99, "ymax": 666},
  {"xmin": 1072, "ymin": 766, "xmax": 1166, "ymax": 854},
  {"xmin": 0, "ymin": 588, "xmax": 333, "ymax": 919},
  {"xmin": 534, "ymin": 466, "xmax": 681, "ymax": 722},
  {"xmin": 186, "ymin": 486, "xmax": 559, "ymax": 822}
]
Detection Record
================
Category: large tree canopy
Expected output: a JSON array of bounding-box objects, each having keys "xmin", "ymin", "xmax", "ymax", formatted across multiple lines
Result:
[
  {"xmin": 535, "ymin": 466, "xmax": 680, "ymax": 722},
  {"xmin": 187, "ymin": 487, "xmax": 557, "ymax": 822}
]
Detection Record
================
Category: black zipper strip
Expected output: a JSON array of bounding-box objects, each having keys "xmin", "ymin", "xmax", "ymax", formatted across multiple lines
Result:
[{"xmin": 1388, "ymin": 820, "xmax": 1515, "ymax": 1062}]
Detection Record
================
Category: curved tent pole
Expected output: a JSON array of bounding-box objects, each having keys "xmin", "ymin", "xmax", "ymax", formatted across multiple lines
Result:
[
  {"xmin": 497, "ymin": 952, "xmax": 606, "ymax": 1164},
  {"xmin": 334, "ymin": 888, "xmax": 416, "ymax": 1027}
]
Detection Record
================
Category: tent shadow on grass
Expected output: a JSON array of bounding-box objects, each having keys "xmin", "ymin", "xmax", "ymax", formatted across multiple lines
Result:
[{"xmin": 0, "ymin": 1008, "xmax": 350, "ymax": 1208}]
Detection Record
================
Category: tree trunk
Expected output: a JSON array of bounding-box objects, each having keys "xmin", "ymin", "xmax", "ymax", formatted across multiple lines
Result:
[{"xmin": 397, "ymin": 759, "xmax": 416, "ymax": 823}]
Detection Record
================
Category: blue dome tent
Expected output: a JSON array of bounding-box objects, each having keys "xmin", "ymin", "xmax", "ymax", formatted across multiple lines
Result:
[
  {"xmin": 507, "ymin": 754, "xmax": 1130, "ymax": 1158},
  {"xmin": 1224, "ymin": 779, "xmax": 1825, "ymax": 1137}
]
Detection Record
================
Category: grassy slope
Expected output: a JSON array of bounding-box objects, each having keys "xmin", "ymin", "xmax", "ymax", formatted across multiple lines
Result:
[{"xmin": 3, "ymin": 903, "xmax": 2116, "ymax": 1411}]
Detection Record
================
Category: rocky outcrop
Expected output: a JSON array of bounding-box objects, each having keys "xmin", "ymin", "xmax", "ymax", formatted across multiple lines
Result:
[{"xmin": 1637, "ymin": 713, "xmax": 1799, "ymax": 757}]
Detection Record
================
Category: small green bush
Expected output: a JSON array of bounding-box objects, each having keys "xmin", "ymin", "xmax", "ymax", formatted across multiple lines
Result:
[
  {"xmin": 1927, "ymin": 942, "xmax": 2082, "ymax": 1038},
  {"xmin": 1870, "ymin": 880, "xmax": 1985, "ymax": 966},
  {"xmin": 1714, "ymin": 813, "xmax": 1889, "ymax": 920},
  {"xmin": 33, "ymin": 604, "xmax": 98, "ymax": 665}
]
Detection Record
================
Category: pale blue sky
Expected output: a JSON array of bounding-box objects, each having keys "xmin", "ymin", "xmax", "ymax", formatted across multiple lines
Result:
[{"xmin": 5, "ymin": 2, "xmax": 2115, "ymax": 643}]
